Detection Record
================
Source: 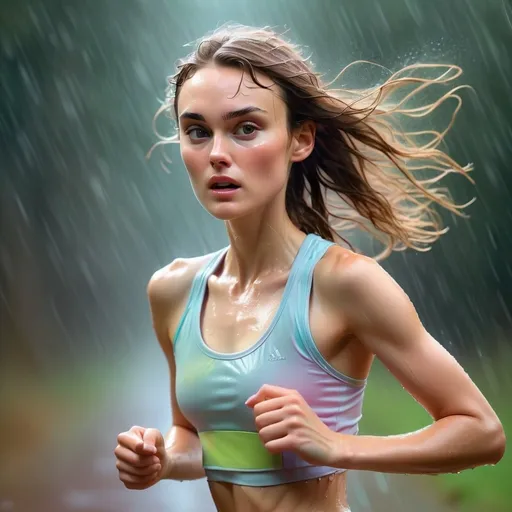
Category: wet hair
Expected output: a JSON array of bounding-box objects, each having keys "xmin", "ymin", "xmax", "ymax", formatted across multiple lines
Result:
[{"xmin": 151, "ymin": 24, "xmax": 474, "ymax": 259}]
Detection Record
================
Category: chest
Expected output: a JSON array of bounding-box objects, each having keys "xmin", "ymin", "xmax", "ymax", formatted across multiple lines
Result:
[
  {"xmin": 200, "ymin": 271, "xmax": 347, "ymax": 359},
  {"xmin": 200, "ymin": 273, "xmax": 291, "ymax": 353},
  {"xmin": 175, "ymin": 267, "xmax": 369, "ymax": 432}
]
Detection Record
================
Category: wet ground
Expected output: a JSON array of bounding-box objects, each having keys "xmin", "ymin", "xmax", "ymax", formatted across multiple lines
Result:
[{"xmin": 0, "ymin": 350, "xmax": 454, "ymax": 512}]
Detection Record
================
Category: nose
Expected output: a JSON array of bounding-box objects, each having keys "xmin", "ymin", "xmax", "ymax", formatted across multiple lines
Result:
[{"xmin": 209, "ymin": 134, "xmax": 232, "ymax": 169}]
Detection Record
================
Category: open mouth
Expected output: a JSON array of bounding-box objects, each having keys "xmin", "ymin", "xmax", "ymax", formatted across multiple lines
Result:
[{"xmin": 211, "ymin": 183, "xmax": 241, "ymax": 190}]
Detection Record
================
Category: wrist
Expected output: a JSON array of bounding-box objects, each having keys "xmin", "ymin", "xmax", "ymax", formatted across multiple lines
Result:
[
  {"xmin": 330, "ymin": 431, "xmax": 356, "ymax": 469},
  {"xmin": 160, "ymin": 449, "xmax": 175, "ymax": 480}
]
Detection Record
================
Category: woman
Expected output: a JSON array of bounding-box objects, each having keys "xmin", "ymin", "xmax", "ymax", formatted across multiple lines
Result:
[{"xmin": 114, "ymin": 25, "xmax": 505, "ymax": 512}]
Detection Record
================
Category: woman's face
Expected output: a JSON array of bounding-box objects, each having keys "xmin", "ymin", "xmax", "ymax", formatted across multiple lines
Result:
[{"xmin": 176, "ymin": 64, "xmax": 304, "ymax": 221}]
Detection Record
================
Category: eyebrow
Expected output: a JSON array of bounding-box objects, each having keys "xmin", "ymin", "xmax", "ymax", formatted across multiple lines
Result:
[{"xmin": 179, "ymin": 106, "xmax": 267, "ymax": 122}]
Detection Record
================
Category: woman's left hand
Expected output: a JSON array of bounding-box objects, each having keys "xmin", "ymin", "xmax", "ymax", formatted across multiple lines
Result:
[{"xmin": 245, "ymin": 384, "xmax": 343, "ymax": 467}]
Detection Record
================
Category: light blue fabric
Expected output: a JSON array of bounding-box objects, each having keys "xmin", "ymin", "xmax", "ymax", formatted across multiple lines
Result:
[{"xmin": 174, "ymin": 234, "xmax": 367, "ymax": 487}]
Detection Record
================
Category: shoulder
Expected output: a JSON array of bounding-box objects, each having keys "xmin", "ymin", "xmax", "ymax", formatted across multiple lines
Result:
[
  {"xmin": 147, "ymin": 251, "xmax": 220, "ymax": 309},
  {"xmin": 315, "ymin": 244, "xmax": 387, "ymax": 296},
  {"xmin": 314, "ymin": 244, "xmax": 412, "ymax": 322}
]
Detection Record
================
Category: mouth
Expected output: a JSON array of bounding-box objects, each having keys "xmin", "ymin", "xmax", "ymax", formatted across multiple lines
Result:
[
  {"xmin": 210, "ymin": 183, "xmax": 241, "ymax": 190},
  {"xmin": 207, "ymin": 175, "xmax": 241, "ymax": 191}
]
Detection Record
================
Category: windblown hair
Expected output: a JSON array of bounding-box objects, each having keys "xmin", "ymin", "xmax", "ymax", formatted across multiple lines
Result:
[{"xmin": 151, "ymin": 24, "xmax": 474, "ymax": 259}]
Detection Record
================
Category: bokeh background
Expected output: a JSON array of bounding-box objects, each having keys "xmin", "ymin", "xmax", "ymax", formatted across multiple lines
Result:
[{"xmin": 1, "ymin": 0, "xmax": 511, "ymax": 511}]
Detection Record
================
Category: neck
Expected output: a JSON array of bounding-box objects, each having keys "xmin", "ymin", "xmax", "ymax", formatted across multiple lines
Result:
[{"xmin": 223, "ymin": 208, "xmax": 306, "ymax": 289}]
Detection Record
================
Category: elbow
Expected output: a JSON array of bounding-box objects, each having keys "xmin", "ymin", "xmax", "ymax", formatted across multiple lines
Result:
[
  {"xmin": 489, "ymin": 421, "xmax": 506, "ymax": 464},
  {"xmin": 479, "ymin": 417, "xmax": 506, "ymax": 465}
]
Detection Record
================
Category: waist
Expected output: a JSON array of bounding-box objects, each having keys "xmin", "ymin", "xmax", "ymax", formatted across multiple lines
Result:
[{"xmin": 208, "ymin": 471, "xmax": 350, "ymax": 512}]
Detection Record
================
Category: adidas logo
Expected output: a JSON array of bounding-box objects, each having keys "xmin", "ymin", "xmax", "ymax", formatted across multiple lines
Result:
[{"xmin": 268, "ymin": 348, "xmax": 286, "ymax": 362}]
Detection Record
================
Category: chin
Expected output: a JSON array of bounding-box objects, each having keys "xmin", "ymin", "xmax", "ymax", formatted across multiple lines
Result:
[{"xmin": 203, "ymin": 202, "xmax": 251, "ymax": 222}]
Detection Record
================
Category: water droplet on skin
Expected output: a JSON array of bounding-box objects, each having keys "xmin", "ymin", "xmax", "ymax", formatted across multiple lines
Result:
[{"xmin": 328, "ymin": 473, "xmax": 335, "ymax": 481}]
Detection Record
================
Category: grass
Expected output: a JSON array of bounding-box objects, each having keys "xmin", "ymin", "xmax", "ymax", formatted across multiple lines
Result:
[{"xmin": 360, "ymin": 355, "xmax": 511, "ymax": 512}]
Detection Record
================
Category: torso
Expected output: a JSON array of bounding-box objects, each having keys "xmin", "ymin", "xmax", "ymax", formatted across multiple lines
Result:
[
  {"xmin": 198, "ymin": 244, "xmax": 373, "ymax": 380},
  {"xmin": 165, "ymin": 243, "xmax": 374, "ymax": 512},
  {"xmin": 208, "ymin": 471, "xmax": 349, "ymax": 512}
]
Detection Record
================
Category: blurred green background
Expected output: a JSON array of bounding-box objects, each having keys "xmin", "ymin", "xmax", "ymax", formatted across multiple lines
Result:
[{"xmin": 0, "ymin": 1, "xmax": 510, "ymax": 511}]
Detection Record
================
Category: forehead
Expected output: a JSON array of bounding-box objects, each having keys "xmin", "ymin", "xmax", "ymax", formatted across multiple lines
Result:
[{"xmin": 176, "ymin": 64, "xmax": 285, "ymax": 117}]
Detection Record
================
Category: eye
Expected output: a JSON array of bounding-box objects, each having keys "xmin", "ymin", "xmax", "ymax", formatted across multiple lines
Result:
[
  {"xmin": 185, "ymin": 126, "xmax": 210, "ymax": 140},
  {"xmin": 235, "ymin": 123, "xmax": 259, "ymax": 137}
]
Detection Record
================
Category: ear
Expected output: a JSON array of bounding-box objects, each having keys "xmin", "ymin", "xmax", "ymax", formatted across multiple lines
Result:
[{"xmin": 290, "ymin": 121, "xmax": 316, "ymax": 163}]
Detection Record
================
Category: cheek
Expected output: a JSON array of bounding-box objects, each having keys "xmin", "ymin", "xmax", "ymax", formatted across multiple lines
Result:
[
  {"xmin": 181, "ymin": 147, "xmax": 204, "ymax": 183},
  {"xmin": 243, "ymin": 137, "xmax": 290, "ymax": 180}
]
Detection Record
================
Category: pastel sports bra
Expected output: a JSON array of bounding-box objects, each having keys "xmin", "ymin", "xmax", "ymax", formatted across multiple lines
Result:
[{"xmin": 173, "ymin": 234, "xmax": 366, "ymax": 487}]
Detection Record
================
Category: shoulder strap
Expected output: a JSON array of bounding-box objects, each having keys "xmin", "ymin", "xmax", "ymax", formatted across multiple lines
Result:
[
  {"xmin": 173, "ymin": 246, "xmax": 228, "ymax": 347},
  {"xmin": 286, "ymin": 233, "xmax": 334, "ymax": 326}
]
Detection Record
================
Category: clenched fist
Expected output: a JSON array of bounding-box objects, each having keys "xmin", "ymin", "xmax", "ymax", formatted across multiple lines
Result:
[{"xmin": 115, "ymin": 426, "xmax": 169, "ymax": 490}]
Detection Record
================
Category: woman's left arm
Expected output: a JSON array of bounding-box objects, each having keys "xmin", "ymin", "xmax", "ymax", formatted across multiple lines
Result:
[{"xmin": 334, "ymin": 255, "xmax": 505, "ymax": 474}]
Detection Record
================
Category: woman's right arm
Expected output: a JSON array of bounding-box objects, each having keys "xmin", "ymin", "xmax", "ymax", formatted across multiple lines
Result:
[{"xmin": 147, "ymin": 259, "xmax": 206, "ymax": 481}]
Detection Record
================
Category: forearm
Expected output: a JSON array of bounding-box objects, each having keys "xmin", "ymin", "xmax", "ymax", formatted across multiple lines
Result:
[
  {"xmin": 162, "ymin": 425, "xmax": 206, "ymax": 480},
  {"xmin": 336, "ymin": 415, "xmax": 504, "ymax": 474}
]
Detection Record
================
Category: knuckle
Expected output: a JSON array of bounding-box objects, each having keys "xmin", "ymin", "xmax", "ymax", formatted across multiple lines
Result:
[
  {"xmin": 265, "ymin": 442, "xmax": 279, "ymax": 454},
  {"xmin": 142, "ymin": 465, "xmax": 156, "ymax": 476},
  {"xmin": 288, "ymin": 403, "xmax": 302, "ymax": 414},
  {"xmin": 287, "ymin": 415, "xmax": 302, "ymax": 429},
  {"xmin": 258, "ymin": 429, "xmax": 268, "ymax": 443},
  {"xmin": 254, "ymin": 416, "xmax": 265, "ymax": 429},
  {"xmin": 134, "ymin": 456, "xmax": 148, "ymax": 468},
  {"xmin": 253, "ymin": 405, "xmax": 264, "ymax": 418},
  {"xmin": 290, "ymin": 394, "xmax": 301, "ymax": 405}
]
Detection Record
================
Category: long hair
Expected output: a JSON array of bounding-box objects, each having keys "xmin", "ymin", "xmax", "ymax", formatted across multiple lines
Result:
[{"xmin": 150, "ymin": 24, "xmax": 474, "ymax": 259}]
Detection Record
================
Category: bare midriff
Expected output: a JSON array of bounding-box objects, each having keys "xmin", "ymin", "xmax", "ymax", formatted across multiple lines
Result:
[{"xmin": 208, "ymin": 471, "xmax": 350, "ymax": 512}]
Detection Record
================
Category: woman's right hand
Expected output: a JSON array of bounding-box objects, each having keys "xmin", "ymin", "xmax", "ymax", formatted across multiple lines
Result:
[{"xmin": 115, "ymin": 426, "xmax": 170, "ymax": 490}]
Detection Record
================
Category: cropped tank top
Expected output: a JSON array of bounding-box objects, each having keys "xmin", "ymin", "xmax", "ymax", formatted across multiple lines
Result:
[{"xmin": 173, "ymin": 234, "xmax": 367, "ymax": 487}]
